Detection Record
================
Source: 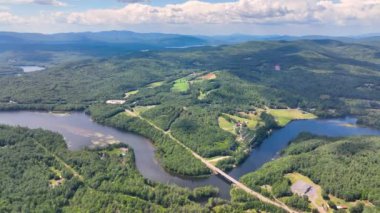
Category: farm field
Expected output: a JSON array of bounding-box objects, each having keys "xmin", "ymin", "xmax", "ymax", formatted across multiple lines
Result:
[{"xmin": 267, "ymin": 109, "xmax": 317, "ymax": 126}]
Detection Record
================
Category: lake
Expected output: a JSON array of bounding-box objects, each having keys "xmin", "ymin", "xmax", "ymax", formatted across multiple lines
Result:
[
  {"xmin": 0, "ymin": 111, "xmax": 379, "ymax": 199},
  {"xmin": 19, "ymin": 66, "xmax": 46, "ymax": 73}
]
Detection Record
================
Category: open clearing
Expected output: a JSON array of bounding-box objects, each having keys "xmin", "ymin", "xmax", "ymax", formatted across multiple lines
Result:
[
  {"xmin": 49, "ymin": 167, "xmax": 64, "ymax": 188},
  {"xmin": 218, "ymin": 116, "xmax": 236, "ymax": 135},
  {"xmin": 198, "ymin": 89, "xmax": 217, "ymax": 100},
  {"xmin": 207, "ymin": 156, "xmax": 231, "ymax": 165},
  {"xmin": 124, "ymin": 110, "xmax": 137, "ymax": 117},
  {"xmin": 328, "ymin": 194, "xmax": 374, "ymax": 211},
  {"xmin": 218, "ymin": 108, "xmax": 315, "ymax": 134},
  {"xmin": 171, "ymin": 78, "xmax": 190, "ymax": 92},
  {"xmin": 132, "ymin": 105, "xmax": 157, "ymax": 115},
  {"xmin": 286, "ymin": 172, "xmax": 327, "ymax": 212},
  {"xmin": 147, "ymin": 81, "xmax": 164, "ymax": 88},
  {"xmin": 286, "ymin": 172, "xmax": 374, "ymax": 212},
  {"xmin": 199, "ymin": 73, "xmax": 217, "ymax": 80},
  {"xmin": 223, "ymin": 113, "xmax": 261, "ymax": 129},
  {"xmin": 218, "ymin": 112, "xmax": 263, "ymax": 135},
  {"xmin": 124, "ymin": 90, "xmax": 139, "ymax": 98},
  {"xmin": 267, "ymin": 109, "xmax": 317, "ymax": 126},
  {"xmin": 198, "ymin": 90, "xmax": 207, "ymax": 100}
]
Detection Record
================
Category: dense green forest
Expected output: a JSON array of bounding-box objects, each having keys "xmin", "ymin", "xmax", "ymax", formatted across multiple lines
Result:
[
  {"xmin": 0, "ymin": 40, "xmax": 379, "ymax": 128},
  {"xmin": 0, "ymin": 125, "xmax": 288, "ymax": 212},
  {"xmin": 240, "ymin": 134, "xmax": 380, "ymax": 212},
  {"xmin": 88, "ymin": 104, "xmax": 211, "ymax": 176},
  {"xmin": 1, "ymin": 39, "xmax": 380, "ymax": 212},
  {"xmin": 1, "ymin": 39, "xmax": 379, "ymax": 178}
]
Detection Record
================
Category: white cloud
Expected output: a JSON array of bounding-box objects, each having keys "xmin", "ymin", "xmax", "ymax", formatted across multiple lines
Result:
[
  {"xmin": 0, "ymin": 0, "xmax": 66, "ymax": 7},
  {"xmin": 35, "ymin": 0, "xmax": 66, "ymax": 7},
  {"xmin": 0, "ymin": 11, "xmax": 24, "ymax": 24},
  {"xmin": 61, "ymin": 0, "xmax": 380, "ymax": 26},
  {"xmin": 117, "ymin": 0, "xmax": 150, "ymax": 3},
  {"xmin": 0, "ymin": 0, "xmax": 379, "ymax": 34}
]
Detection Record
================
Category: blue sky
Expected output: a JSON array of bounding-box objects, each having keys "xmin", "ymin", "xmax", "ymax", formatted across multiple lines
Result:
[
  {"xmin": 0, "ymin": 0, "xmax": 379, "ymax": 35},
  {"xmin": 9, "ymin": 0, "xmax": 234, "ymax": 15}
]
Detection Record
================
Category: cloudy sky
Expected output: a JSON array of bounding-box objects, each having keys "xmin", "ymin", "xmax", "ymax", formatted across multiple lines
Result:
[{"xmin": 0, "ymin": 0, "xmax": 379, "ymax": 35}]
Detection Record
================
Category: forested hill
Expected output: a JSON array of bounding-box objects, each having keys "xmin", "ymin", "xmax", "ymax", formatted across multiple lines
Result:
[
  {"xmin": 0, "ymin": 125, "xmax": 286, "ymax": 212},
  {"xmin": 240, "ymin": 134, "xmax": 380, "ymax": 212},
  {"xmin": 0, "ymin": 31, "xmax": 206, "ymax": 46},
  {"xmin": 147, "ymin": 39, "xmax": 380, "ymax": 129},
  {"xmin": 0, "ymin": 39, "xmax": 379, "ymax": 129},
  {"xmin": 0, "ymin": 125, "xmax": 213, "ymax": 212}
]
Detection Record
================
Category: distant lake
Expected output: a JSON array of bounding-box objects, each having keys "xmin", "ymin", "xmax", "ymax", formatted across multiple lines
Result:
[
  {"xmin": 19, "ymin": 66, "xmax": 45, "ymax": 73},
  {"xmin": 0, "ymin": 112, "xmax": 379, "ymax": 199}
]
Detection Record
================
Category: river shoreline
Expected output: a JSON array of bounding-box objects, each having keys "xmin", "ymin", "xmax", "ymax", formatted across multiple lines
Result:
[{"xmin": 1, "ymin": 110, "xmax": 380, "ymax": 200}]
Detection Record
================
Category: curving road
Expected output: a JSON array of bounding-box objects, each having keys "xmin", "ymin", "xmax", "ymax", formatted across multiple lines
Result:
[{"xmin": 126, "ymin": 109, "xmax": 299, "ymax": 213}]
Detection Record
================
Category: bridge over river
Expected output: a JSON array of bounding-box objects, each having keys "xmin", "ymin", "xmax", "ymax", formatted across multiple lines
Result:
[{"xmin": 127, "ymin": 109, "xmax": 299, "ymax": 213}]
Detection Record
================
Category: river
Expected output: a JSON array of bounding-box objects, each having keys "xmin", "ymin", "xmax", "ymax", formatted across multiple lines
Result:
[{"xmin": 0, "ymin": 111, "xmax": 379, "ymax": 199}]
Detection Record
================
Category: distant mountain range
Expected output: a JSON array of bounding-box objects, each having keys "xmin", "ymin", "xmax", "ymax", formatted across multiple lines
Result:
[
  {"xmin": 0, "ymin": 31, "xmax": 206, "ymax": 46},
  {"xmin": 201, "ymin": 34, "xmax": 380, "ymax": 44},
  {"xmin": 1, "ymin": 31, "xmax": 379, "ymax": 53}
]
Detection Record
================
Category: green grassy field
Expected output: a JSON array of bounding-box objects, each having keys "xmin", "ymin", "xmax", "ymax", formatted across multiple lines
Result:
[
  {"xmin": 132, "ymin": 105, "xmax": 156, "ymax": 115},
  {"xmin": 267, "ymin": 109, "xmax": 317, "ymax": 126},
  {"xmin": 198, "ymin": 90, "xmax": 207, "ymax": 100},
  {"xmin": 218, "ymin": 116, "xmax": 236, "ymax": 135},
  {"xmin": 171, "ymin": 78, "xmax": 190, "ymax": 92},
  {"xmin": 223, "ymin": 113, "xmax": 261, "ymax": 129},
  {"xmin": 147, "ymin": 81, "xmax": 164, "ymax": 88},
  {"xmin": 125, "ymin": 90, "xmax": 139, "ymax": 98},
  {"xmin": 218, "ymin": 112, "xmax": 263, "ymax": 135}
]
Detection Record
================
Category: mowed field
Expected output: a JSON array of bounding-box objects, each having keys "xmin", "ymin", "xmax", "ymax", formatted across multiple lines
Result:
[
  {"xmin": 267, "ymin": 109, "xmax": 317, "ymax": 126},
  {"xmin": 218, "ymin": 109, "xmax": 317, "ymax": 134},
  {"xmin": 218, "ymin": 116, "xmax": 236, "ymax": 135},
  {"xmin": 171, "ymin": 78, "xmax": 190, "ymax": 92}
]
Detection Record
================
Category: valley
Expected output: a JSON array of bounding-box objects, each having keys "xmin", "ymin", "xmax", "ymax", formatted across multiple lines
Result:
[{"xmin": 1, "ymin": 37, "xmax": 380, "ymax": 212}]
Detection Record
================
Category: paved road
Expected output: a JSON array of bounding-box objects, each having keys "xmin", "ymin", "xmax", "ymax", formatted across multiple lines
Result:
[{"xmin": 126, "ymin": 109, "xmax": 299, "ymax": 213}]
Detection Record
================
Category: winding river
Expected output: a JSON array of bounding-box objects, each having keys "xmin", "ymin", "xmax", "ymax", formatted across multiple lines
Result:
[{"xmin": 0, "ymin": 111, "xmax": 380, "ymax": 199}]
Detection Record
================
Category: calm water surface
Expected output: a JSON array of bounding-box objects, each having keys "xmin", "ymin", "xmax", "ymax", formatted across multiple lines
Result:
[{"xmin": 0, "ymin": 112, "xmax": 379, "ymax": 199}]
